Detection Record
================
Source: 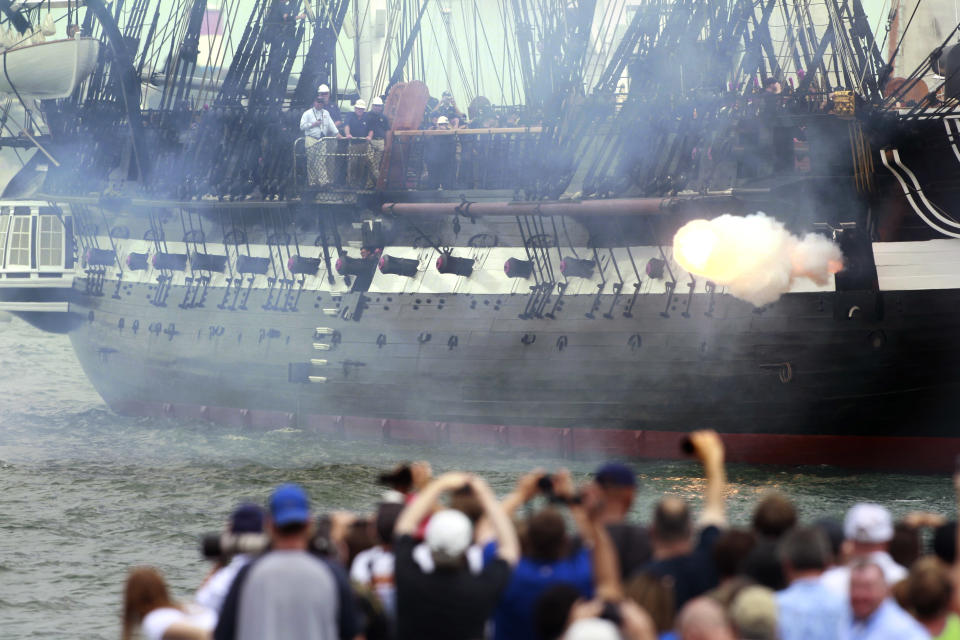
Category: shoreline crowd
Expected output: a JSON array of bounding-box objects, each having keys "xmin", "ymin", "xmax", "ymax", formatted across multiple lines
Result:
[{"xmin": 122, "ymin": 431, "xmax": 960, "ymax": 640}]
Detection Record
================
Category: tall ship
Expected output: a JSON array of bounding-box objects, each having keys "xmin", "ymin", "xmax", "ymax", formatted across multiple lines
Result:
[{"xmin": 0, "ymin": 0, "xmax": 956, "ymax": 470}]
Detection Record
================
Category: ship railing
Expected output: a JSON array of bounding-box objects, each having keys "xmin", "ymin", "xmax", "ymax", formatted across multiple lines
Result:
[
  {"xmin": 293, "ymin": 136, "xmax": 379, "ymax": 191},
  {"xmin": 379, "ymin": 126, "xmax": 542, "ymax": 191}
]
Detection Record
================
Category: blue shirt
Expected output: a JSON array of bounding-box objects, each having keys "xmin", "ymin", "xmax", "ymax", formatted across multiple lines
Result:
[
  {"xmin": 483, "ymin": 542, "xmax": 594, "ymax": 640},
  {"xmin": 776, "ymin": 577, "xmax": 846, "ymax": 640},
  {"xmin": 844, "ymin": 599, "xmax": 931, "ymax": 640}
]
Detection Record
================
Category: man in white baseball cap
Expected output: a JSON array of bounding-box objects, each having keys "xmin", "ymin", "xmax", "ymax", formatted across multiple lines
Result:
[
  {"xmin": 393, "ymin": 472, "xmax": 518, "ymax": 640},
  {"xmin": 820, "ymin": 503, "xmax": 907, "ymax": 597}
]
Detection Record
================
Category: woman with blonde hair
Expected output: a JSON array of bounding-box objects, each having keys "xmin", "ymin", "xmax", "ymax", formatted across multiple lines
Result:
[{"xmin": 122, "ymin": 566, "xmax": 213, "ymax": 640}]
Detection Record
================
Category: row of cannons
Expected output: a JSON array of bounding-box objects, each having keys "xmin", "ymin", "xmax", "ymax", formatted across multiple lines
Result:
[{"xmin": 83, "ymin": 246, "xmax": 672, "ymax": 281}]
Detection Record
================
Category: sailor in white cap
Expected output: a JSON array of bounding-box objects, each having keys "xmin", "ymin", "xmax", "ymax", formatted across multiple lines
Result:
[
  {"xmin": 299, "ymin": 87, "xmax": 341, "ymax": 187},
  {"xmin": 314, "ymin": 83, "xmax": 342, "ymax": 126},
  {"xmin": 344, "ymin": 99, "xmax": 374, "ymax": 187},
  {"xmin": 364, "ymin": 96, "xmax": 389, "ymax": 186}
]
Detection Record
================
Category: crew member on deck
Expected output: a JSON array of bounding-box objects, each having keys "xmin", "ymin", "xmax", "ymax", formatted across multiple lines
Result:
[
  {"xmin": 300, "ymin": 90, "xmax": 340, "ymax": 187},
  {"xmin": 366, "ymin": 97, "xmax": 389, "ymax": 187},
  {"xmin": 344, "ymin": 100, "xmax": 373, "ymax": 187}
]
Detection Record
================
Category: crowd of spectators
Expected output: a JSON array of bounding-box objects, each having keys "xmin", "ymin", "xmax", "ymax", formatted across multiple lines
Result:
[{"xmin": 121, "ymin": 430, "xmax": 960, "ymax": 640}]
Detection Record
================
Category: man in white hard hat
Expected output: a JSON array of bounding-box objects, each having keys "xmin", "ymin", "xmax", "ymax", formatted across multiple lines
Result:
[
  {"xmin": 314, "ymin": 84, "xmax": 342, "ymax": 127},
  {"xmin": 299, "ymin": 88, "xmax": 340, "ymax": 187},
  {"xmin": 343, "ymin": 100, "xmax": 372, "ymax": 187},
  {"xmin": 364, "ymin": 96, "xmax": 389, "ymax": 186}
]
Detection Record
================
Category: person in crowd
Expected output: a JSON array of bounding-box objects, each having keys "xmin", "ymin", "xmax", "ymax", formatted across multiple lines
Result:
[
  {"xmin": 775, "ymin": 525, "xmax": 844, "ymax": 640},
  {"xmin": 300, "ymin": 88, "xmax": 340, "ymax": 187},
  {"xmin": 705, "ymin": 528, "xmax": 756, "ymax": 606},
  {"xmin": 625, "ymin": 573, "xmax": 677, "ymax": 639},
  {"xmin": 814, "ymin": 517, "xmax": 845, "ymax": 567},
  {"xmin": 558, "ymin": 479, "xmax": 658, "ymax": 640},
  {"xmin": 377, "ymin": 461, "xmax": 433, "ymax": 503},
  {"xmin": 676, "ymin": 597, "xmax": 736, "ymax": 640},
  {"xmin": 899, "ymin": 557, "xmax": 960, "ymax": 639},
  {"xmin": 195, "ymin": 503, "xmax": 266, "ymax": 620},
  {"xmin": 637, "ymin": 430, "xmax": 727, "ymax": 611},
  {"xmin": 365, "ymin": 96, "xmax": 389, "ymax": 186},
  {"xmin": 743, "ymin": 492, "xmax": 797, "ymax": 590},
  {"xmin": 729, "ymin": 585, "xmax": 778, "ymax": 640},
  {"xmin": 586, "ymin": 462, "xmax": 652, "ymax": 579},
  {"xmin": 351, "ymin": 502, "xmax": 405, "ymax": 624},
  {"xmin": 343, "ymin": 99, "xmax": 372, "ymax": 187},
  {"xmin": 847, "ymin": 561, "xmax": 930, "ymax": 639},
  {"xmin": 123, "ymin": 566, "xmax": 214, "ymax": 640},
  {"xmin": 214, "ymin": 483, "xmax": 357, "ymax": 640},
  {"xmin": 393, "ymin": 471, "xmax": 518, "ymax": 640},
  {"xmin": 897, "ymin": 512, "xmax": 949, "ymax": 568},
  {"xmin": 822, "ymin": 503, "xmax": 908, "ymax": 598},
  {"xmin": 484, "ymin": 468, "xmax": 594, "ymax": 640}
]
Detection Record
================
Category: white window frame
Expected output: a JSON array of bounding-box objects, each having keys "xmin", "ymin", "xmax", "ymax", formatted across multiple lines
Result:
[
  {"xmin": 36, "ymin": 214, "xmax": 64, "ymax": 270},
  {"xmin": 6, "ymin": 213, "xmax": 31, "ymax": 270}
]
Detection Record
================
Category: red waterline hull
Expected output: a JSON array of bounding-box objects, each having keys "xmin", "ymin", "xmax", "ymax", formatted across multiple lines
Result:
[{"xmin": 111, "ymin": 400, "xmax": 960, "ymax": 472}]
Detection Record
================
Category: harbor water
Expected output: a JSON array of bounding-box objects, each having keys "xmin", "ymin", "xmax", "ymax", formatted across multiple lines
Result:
[{"xmin": 0, "ymin": 316, "xmax": 953, "ymax": 638}]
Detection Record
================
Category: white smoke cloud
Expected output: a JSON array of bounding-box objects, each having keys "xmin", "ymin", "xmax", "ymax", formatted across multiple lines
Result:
[{"xmin": 672, "ymin": 212, "xmax": 843, "ymax": 307}]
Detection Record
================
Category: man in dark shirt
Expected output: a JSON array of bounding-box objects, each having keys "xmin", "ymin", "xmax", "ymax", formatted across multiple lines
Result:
[
  {"xmin": 635, "ymin": 430, "xmax": 728, "ymax": 611},
  {"xmin": 394, "ymin": 472, "xmax": 518, "ymax": 640},
  {"xmin": 364, "ymin": 97, "xmax": 389, "ymax": 187},
  {"xmin": 587, "ymin": 462, "xmax": 652, "ymax": 579},
  {"xmin": 344, "ymin": 100, "xmax": 372, "ymax": 187}
]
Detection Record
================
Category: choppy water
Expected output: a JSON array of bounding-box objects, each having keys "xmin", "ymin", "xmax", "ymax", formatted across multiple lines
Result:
[{"xmin": 0, "ymin": 316, "xmax": 953, "ymax": 638}]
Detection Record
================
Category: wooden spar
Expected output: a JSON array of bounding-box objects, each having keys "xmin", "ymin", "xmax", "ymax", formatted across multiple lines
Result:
[{"xmin": 380, "ymin": 196, "xmax": 738, "ymax": 217}]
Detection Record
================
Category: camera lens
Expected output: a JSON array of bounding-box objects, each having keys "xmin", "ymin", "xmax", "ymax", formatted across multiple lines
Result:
[
  {"xmin": 680, "ymin": 436, "xmax": 694, "ymax": 455},
  {"xmin": 536, "ymin": 475, "xmax": 554, "ymax": 493}
]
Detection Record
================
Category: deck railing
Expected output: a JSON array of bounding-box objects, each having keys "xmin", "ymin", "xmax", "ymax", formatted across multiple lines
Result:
[
  {"xmin": 293, "ymin": 127, "xmax": 543, "ymax": 193},
  {"xmin": 380, "ymin": 127, "xmax": 542, "ymax": 191}
]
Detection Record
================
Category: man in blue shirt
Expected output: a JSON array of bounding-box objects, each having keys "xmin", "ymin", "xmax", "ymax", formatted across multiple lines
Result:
[
  {"xmin": 483, "ymin": 470, "xmax": 594, "ymax": 640},
  {"xmin": 776, "ymin": 525, "xmax": 845, "ymax": 640},
  {"xmin": 844, "ymin": 562, "xmax": 930, "ymax": 640}
]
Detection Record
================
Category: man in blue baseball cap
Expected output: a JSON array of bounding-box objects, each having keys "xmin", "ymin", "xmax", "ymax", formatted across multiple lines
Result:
[
  {"xmin": 215, "ymin": 484, "xmax": 357, "ymax": 640},
  {"xmin": 586, "ymin": 462, "xmax": 652, "ymax": 579}
]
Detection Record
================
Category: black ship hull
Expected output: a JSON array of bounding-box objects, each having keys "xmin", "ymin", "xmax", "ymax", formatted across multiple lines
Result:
[{"xmin": 59, "ymin": 267, "xmax": 960, "ymax": 471}]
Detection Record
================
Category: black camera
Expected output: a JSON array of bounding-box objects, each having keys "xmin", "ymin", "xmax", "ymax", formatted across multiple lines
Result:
[
  {"xmin": 537, "ymin": 474, "xmax": 582, "ymax": 506},
  {"xmin": 201, "ymin": 533, "xmax": 270, "ymax": 559},
  {"xmin": 599, "ymin": 600, "xmax": 623, "ymax": 627},
  {"xmin": 537, "ymin": 474, "xmax": 555, "ymax": 494},
  {"xmin": 680, "ymin": 436, "xmax": 695, "ymax": 455}
]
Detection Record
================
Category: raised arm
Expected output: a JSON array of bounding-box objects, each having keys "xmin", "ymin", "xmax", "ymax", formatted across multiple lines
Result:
[
  {"xmin": 586, "ymin": 502, "xmax": 623, "ymax": 602},
  {"xmin": 690, "ymin": 430, "xmax": 727, "ymax": 528},
  {"xmin": 470, "ymin": 475, "xmax": 520, "ymax": 566},
  {"xmin": 395, "ymin": 472, "xmax": 469, "ymax": 536}
]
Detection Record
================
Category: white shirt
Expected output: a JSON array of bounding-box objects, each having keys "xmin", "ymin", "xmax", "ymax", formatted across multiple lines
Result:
[
  {"xmin": 351, "ymin": 545, "xmax": 397, "ymax": 618},
  {"xmin": 821, "ymin": 551, "xmax": 908, "ymax": 598},
  {"xmin": 300, "ymin": 107, "xmax": 338, "ymax": 139},
  {"xmin": 195, "ymin": 553, "xmax": 254, "ymax": 618},
  {"xmin": 141, "ymin": 605, "xmax": 215, "ymax": 640}
]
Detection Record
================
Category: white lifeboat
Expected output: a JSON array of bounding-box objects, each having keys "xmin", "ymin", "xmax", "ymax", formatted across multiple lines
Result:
[{"xmin": 0, "ymin": 37, "xmax": 99, "ymax": 99}]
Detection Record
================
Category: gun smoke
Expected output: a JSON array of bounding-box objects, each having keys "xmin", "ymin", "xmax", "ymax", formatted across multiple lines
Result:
[{"xmin": 672, "ymin": 212, "xmax": 844, "ymax": 307}]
